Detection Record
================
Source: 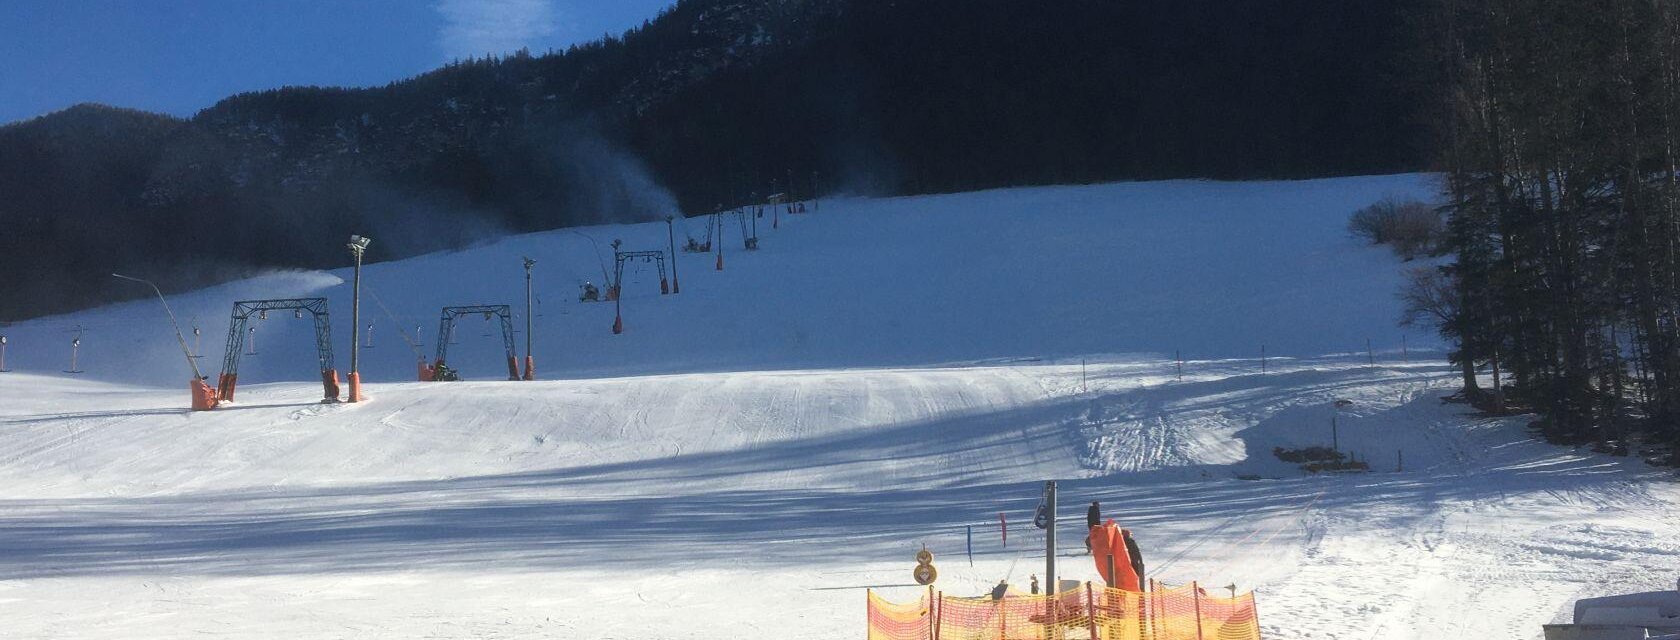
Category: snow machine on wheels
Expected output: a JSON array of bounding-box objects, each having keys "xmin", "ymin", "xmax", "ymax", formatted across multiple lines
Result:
[
  {"xmin": 215, "ymin": 298, "xmax": 340, "ymax": 403},
  {"xmin": 422, "ymin": 305, "xmax": 519, "ymax": 382}
]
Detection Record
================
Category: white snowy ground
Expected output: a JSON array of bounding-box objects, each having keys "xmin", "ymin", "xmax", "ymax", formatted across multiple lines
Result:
[{"xmin": 0, "ymin": 175, "xmax": 1675, "ymax": 639}]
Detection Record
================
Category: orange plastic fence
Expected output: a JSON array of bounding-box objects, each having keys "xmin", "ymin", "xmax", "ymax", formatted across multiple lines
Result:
[
  {"xmin": 868, "ymin": 590, "xmax": 932, "ymax": 640},
  {"xmin": 868, "ymin": 583, "xmax": 1260, "ymax": 640}
]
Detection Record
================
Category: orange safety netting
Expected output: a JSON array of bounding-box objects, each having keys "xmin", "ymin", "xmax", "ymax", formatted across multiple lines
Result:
[
  {"xmin": 868, "ymin": 583, "xmax": 1261, "ymax": 640},
  {"xmin": 869, "ymin": 589, "xmax": 933, "ymax": 640}
]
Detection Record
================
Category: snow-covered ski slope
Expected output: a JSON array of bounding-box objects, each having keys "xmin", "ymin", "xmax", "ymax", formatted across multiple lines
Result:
[{"xmin": 1, "ymin": 174, "xmax": 1676, "ymax": 639}]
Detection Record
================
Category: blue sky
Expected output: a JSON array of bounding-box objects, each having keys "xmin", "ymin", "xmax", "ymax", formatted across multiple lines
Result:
[{"xmin": 0, "ymin": 0, "xmax": 675, "ymax": 125}]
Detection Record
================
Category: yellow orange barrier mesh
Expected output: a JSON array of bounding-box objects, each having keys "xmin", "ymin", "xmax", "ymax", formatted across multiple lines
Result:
[
  {"xmin": 869, "ymin": 589, "xmax": 933, "ymax": 640},
  {"xmin": 868, "ymin": 583, "xmax": 1260, "ymax": 640}
]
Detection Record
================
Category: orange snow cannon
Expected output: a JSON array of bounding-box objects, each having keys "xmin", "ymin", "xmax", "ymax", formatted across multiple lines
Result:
[
  {"xmin": 191, "ymin": 378, "xmax": 219, "ymax": 411},
  {"xmin": 1090, "ymin": 521, "xmax": 1141, "ymax": 591}
]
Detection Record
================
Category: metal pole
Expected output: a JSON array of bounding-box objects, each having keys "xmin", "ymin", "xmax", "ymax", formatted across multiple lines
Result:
[
  {"xmin": 1086, "ymin": 582, "xmax": 1099, "ymax": 640},
  {"xmin": 1192, "ymin": 581, "xmax": 1206, "ymax": 640},
  {"xmin": 666, "ymin": 216, "xmax": 680, "ymax": 293},
  {"xmin": 927, "ymin": 585, "xmax": 935, "ymax": 639},
  {"xmin": 934, "ymin": 590, "xmax": 943, "ymax": 640},
  {"xmin": 1046, "ymin": 480, "xmax": 1058, "ymax": 596},
  {"xmin": 111, "ymin": 273, "xmax": 202, "ymax": 380},
  {"xmin": 1332, "ymin": 409, "xmax": 1339, "ymax": 453},
  {"xmin": 351, "ymin": 255, "xmax": 362, "ymax": 374},
  {"xmin": 523, "ymin": 256, "xmax": 536, "ymax": 380},
  {"xmin": 347, "ymin": 235, "xmax": 370, "ymax": 402}
]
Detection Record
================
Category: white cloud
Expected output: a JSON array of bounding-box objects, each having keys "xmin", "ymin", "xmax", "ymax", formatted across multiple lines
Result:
[{"xmin": 436, "ymin": 0, "xmax": 560, "ymax": 61}]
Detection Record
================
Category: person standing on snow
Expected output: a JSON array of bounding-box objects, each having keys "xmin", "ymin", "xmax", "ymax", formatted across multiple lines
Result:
[
  {"xmin": 1122, "ymin": 528, "xmax": 1146, "ymax": 586},
  {"xmin": 1086, "ymin": 500, "xmax": 1101, "ymax": 553}
]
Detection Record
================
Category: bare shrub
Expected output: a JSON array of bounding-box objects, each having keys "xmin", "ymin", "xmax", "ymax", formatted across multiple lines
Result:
[{"xmin": 1349, "ymin": 197, "xmax": 1443, "ymax": 260}]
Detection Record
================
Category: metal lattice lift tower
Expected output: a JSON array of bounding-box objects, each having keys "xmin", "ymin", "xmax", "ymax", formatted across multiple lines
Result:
[
  {"xmin": 216, "ymin": 298, "xmax": 338, "ymax": 402},
  {"xmin": 426, "ymin": 305, "xmax": 518, "ymax": 381},
  {"xmin": 608, "ymin": 249, "xmax": 669, "ymax": 335}
]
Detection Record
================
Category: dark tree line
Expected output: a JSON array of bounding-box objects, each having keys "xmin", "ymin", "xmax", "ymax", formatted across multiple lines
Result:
[
  {"xmin": 1, "ymin": 0, "xmax": 1428, "ymax": 320},
  {"xmin": 1419, "ymin": 0, "xmax": 1680, "ymax": 459}
]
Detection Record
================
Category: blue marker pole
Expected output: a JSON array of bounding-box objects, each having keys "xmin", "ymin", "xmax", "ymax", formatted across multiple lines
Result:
[{"xmin": 967, "ymin": 525, "xmax": 974, "ymax": 566}]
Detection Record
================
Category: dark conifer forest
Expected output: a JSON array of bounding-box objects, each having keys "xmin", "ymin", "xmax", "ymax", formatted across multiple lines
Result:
[
  {"xmin": 1420, "ymin": 0, "xmax": 1680, "ymax": 458},
  {"xmin": 0, "ymin": 0, "xmax": 1425, "ymax": 321}
]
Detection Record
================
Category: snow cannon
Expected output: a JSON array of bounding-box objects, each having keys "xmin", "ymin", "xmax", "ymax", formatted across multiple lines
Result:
[
  {"xmin": 1090, "ymin": 521, "xmax": 1141, "ymax": 591},
  {"xmin": 431, "ymin": 360, "xmax": 460, "ymax": 382},
  {"xmin": 418, "ymin": 359, "xmax": 435, "ymax": 382},
  {"xmin": 191, "ymin": 377, "xmax": 219, "ymax": 411}
]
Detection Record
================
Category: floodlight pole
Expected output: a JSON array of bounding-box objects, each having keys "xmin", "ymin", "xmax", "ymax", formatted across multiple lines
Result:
[
  {"xmin": 522, "ymin": 256, "xmax": 536, "ymax": 380},
  {"xmin": 666, "ymin": 215, "xmax": 680, "ymax": 293},
  {"xmin": 347, "ymin": 235, "xmax": 371, "ymax": 402}
]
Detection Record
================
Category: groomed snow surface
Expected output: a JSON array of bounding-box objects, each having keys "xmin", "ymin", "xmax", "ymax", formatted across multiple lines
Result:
[{"xmin": 1, "ymin": 174, "xmax": 1675, "ymax": 639}]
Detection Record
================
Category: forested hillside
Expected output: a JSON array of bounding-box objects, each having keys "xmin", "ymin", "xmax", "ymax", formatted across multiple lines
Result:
[{"xmin": 0, "ymin": 0, "xmax": 1426, "ymax": 320}]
